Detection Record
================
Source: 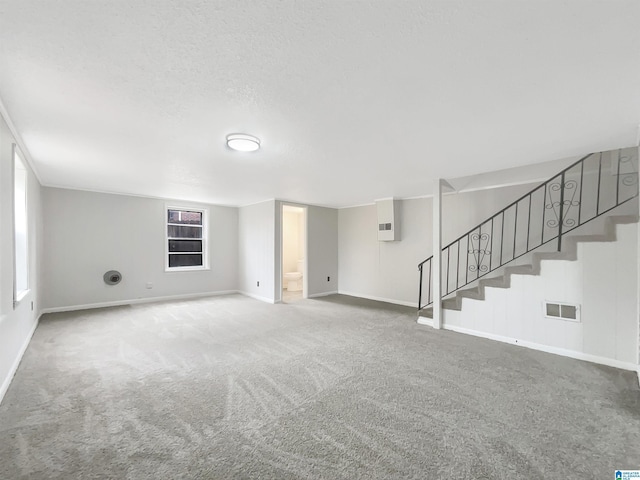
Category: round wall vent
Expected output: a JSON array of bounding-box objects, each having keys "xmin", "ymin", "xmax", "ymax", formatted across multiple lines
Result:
[{"xmin": 103, "ymin": 270, "xmax": 122, "ymax": 285}]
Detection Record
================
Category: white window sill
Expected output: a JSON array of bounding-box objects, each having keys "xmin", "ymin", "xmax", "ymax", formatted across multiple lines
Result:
[{"xmin": 165, "ymin": 266, "xmax": 210, "ymax": 273}]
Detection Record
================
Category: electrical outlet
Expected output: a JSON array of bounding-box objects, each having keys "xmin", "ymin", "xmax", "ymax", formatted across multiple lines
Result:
[
  {"xmin": 327, "ymin": 276, "xmax": 330, "ymax": 282},
  {"xmin": 146, "ymin": 282, "xmax": 153, "ymax": 289},
  {"xmin": 31, "ymin": 301, "xmax": 34, "ymax": 311},
  {"xmin": 257, "ymin": 281, "xmax": 260, "ymax": 287}
]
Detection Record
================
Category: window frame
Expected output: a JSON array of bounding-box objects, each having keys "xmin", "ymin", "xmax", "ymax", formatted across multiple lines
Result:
[
  {"xmin": 165, "ymin": 205, "xmax": 209, "ymax": 272},
  {"xmin": 12, "ymin": 145, "xmax": 30, "ymax": 307}
]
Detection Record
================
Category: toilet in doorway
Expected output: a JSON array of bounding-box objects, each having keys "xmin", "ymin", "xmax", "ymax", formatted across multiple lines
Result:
[{"xmin": 284, "ymin": 260, "xmax": 304, "ymax": 292}]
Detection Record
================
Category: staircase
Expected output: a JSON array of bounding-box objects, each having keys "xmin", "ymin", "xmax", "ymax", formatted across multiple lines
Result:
[{"xmin": 418, "ymin": 147, "xmax": 639, "ymax": 319}]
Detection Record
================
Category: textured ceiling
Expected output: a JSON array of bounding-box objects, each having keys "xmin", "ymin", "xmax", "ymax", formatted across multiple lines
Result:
[{"xmin": 1, "ymin": 1, "xmax": 639, "ymax": 207}]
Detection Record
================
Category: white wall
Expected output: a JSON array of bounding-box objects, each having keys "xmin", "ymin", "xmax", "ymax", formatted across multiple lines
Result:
[
  {"xmin": 238, "ymin": 200, "xmax": 276, "ymax": 303},
  {"xmin": 42, "ymin": 188, "xmax": 238, "ymax": 310},
  {"xmin": 338, "ymin": 183, "xmax": 536, "ymax": 306},
  {"xmin": 444, "ymin": 222, "xmax": 639, "ymax": 369},
  {"xmin": 0, "ymin": 113, "xmax": 42, "ymax": 402}
]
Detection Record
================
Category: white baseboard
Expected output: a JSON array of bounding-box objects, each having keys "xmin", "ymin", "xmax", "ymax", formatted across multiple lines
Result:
[
  {"xmin": 443, "ymin": 323, "xmax": 640, "ymax": 373},
  {"xmin": 0, "ymin": 313, "xmax": 41, "ymax": 406},
  {"xmin": 239, "ymin": 291, "xmax": 275, "ymax": 304},
  {"xmin": 308, "ymin": 291, "xmax": 338, "ymax": 299},
  {"xmin": 417, "ymin": 316, "xmax": 433, "ymax": 327},
  {"xmin": 40, "ymin": 290, "xmax": 240, "ymax": 314},
  {"xmin": 338, "ymin": 291, "xmax": 416, "ymax": 308}
]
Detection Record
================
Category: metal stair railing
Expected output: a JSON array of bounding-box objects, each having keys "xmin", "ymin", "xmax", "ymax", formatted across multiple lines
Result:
[{"xmin": 418, "ymin": 148, "xmax": 639, "ymax": 313}]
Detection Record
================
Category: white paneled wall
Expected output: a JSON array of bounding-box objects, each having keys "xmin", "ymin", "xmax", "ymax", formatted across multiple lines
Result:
[
  {"xmin": 444, "ymin": 222, "xmax": 639, "ymax": 369},
  {"xmin": 239, "ymin": 200, "xmax": 276, "ymax": 303}
]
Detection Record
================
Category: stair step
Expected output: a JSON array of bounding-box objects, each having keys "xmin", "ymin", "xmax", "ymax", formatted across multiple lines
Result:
[
  {"xmin": 418, "ymin": 307, "xmax": 433, "ymax": 319},
  {"xmin": 442, "ymin": 298, "xmax": 460, "ymax": 311},
  {"xmin": 456, "ymin": 288, "xmax": 483, "ymax": 301},
  {"xmin": 479, "ymin": 277, "xmax": 509, "ymax": 289},
  {"xmin": 504, "ymin": 264, "xmax": 535, "ymax": 276}
]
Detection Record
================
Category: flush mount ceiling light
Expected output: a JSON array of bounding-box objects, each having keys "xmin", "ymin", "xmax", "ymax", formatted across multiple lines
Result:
[{"xmin": 226, "ymin": 133, "xmax": 261, "ymax": 152}]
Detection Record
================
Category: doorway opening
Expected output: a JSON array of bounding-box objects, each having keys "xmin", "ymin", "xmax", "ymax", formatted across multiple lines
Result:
[{"xmin": 281, "ymin": 204, "xmax": 307, "ymax": 303}]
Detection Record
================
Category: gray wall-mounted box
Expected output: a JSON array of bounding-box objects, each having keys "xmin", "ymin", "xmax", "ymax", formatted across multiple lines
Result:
[{"xmin": 376, "ymin": 198, "xmax": 400, "ymax": 241}]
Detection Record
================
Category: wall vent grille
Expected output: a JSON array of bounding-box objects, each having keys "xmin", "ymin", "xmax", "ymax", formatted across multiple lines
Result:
[{"xmin": 543, "ymin": 301, "xmax": 580, "ymax": 322}]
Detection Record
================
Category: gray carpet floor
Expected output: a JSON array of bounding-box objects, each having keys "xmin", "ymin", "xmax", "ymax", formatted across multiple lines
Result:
[{"xmin": 0, "ymin": 294, "xmax": 638, "ymax": 479}]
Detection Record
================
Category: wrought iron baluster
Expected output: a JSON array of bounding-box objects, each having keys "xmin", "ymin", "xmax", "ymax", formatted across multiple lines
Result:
[
  {"xmin": 558, "ymin": 172, "xmax": 565, "ymax": 251},
  {"xmin": 616, "ymin": 149, "xmax": 620, "ymax": 206},
  {"xmin": 456, "ymin": 239, "xmax": 460, "ymax": 289},
  {"xmin": 596, "ymin": 152, "xmax": 602, "ymax": 216},
  {"xmin": 541, "ymin": 182, "xmax": 547, "ymax": 244},
  {"xmin": 468, "ymin": 229, "xmax": 491, "ymax": 276},
  {"xmin": 617, "ymin": 151, "xmax": 638, "ymax": 200},
  {"xmin": 418, "ymin": 264, "xmax": 423, "ymax": 309},
  {"xmin": 500, "ymin": 212, "xmax": 504, "ymax": 266},
  {"xmin": 578, "ymin": 160, "xmax": 584, "ymax": 226},
  {"xmin": 526, "ymin": 195, "xmax": 531, "ymax": 251},
  {"xmin": 465, "ymin": 234, "xmax": 469, "ymax": 285},
  {"xmin": 428, "ymin": 259, "xmax": 431, "ymax": 305},
  {"xmin": 446, "ymin": 247, "xmax": 450, "ymax": 295},
  {"xmin": 513, "ymin": 203, "xmax": 518, "ymax": 260},
  {"xmin": 545, "ymin": 175, "xmax": 579, "ymax": 237},
  {"xmin": 490, "ymin": 218, "xmax": 494, "ymax": 272}
]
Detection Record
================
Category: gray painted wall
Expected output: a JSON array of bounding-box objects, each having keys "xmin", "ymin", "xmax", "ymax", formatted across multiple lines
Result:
[
  {"xmin": 40, "ymin": 192, "xmax": 339, "ymax": 309},
  {"xmin": 306, "ymin": 205, "xmax": 339, "ymax": 296},
  {"xmin": 42, "ymin": 188, "xmax": 238, "ymax": 309}
]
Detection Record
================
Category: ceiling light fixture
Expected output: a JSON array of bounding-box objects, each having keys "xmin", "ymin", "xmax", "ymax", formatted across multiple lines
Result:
[{"xmin": 226, "ymin": 133, "xmax": 261, "ymax": 152}]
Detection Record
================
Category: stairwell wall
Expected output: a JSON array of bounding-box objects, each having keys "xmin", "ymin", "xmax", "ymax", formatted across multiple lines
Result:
[{"xmin": 443, "ymin": 222, "xmax": 639, "ymax": 370}]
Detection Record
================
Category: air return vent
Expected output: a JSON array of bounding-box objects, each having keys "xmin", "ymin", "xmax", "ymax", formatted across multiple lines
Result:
[
  {"xmin": 376, "ymin": 199, "xmax": 400, "ymax": 241},
  {"xmin": 543, "ymin": 301, "xmax": 579, "ymax": 322}
]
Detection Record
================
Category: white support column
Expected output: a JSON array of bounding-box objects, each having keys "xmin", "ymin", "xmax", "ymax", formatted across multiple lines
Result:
[{"xmin": 432, "ymin": 179, "xmax": 444, "ymax": 329}]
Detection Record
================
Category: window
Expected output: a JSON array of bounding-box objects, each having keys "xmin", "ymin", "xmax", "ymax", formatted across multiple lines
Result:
[
  {"xmin": 166, "ymin": 207, "xmax": 208, "ymax": 270},
  {"xmin": 13, "ymin": 146, "xmax": 29, "ymax": 305}
]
